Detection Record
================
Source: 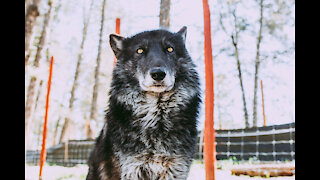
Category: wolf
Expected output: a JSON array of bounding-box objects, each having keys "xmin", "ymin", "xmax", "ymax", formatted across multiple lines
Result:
[{"xmin": 86, "ymin": 26, "xmax": 201, "ymax": 180}]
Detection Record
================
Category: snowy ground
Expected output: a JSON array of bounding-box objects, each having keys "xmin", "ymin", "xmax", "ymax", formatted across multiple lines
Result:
[{"xmin": 25, "ymin": 163, "xmax": 295, "ymax": 180}]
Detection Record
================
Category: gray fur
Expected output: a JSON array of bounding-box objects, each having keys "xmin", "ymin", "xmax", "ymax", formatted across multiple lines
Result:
[{"xmin": 86, "ymin": 27, "xmax": 200, "ymax": 180}]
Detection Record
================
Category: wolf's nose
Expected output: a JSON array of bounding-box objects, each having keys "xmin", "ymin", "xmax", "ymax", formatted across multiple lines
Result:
[{"xmin": 150, "ymin": 68, "xmax": 166, "ymax": 81}]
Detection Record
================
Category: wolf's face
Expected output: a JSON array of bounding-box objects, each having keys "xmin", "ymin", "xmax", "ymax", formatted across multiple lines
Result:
[{"xmin": 109, "ymin": 27, "xmax": 188, "ymax": 93}]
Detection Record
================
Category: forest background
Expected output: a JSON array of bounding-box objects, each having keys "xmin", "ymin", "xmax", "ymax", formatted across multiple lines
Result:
[{"xmin": 25, "ymin": 0, "xmax": 295, "ymax": 150}]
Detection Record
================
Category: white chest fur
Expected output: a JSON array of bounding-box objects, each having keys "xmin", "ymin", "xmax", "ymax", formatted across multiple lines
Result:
[{"xmin": 117, "ymin": 153, "xmax": 191, "ymax": 180}]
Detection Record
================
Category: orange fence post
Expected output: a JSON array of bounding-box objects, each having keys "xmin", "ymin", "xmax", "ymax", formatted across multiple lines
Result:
[
  {"xmin": 202, "ymin": 0, "xmax": 215, "ymax": 180},
  {"xmin": 261, "ymin": 80, "xmax": 266, "ymax": 127},
  {"xmin": 113, "ymin": 18, "xmax": 121, "ymax": 66},
  {"xmin": 39, "ymin": 56, "xmax": 54, "ymax": 180},
  {"xmin": 115, "ymin": 18, "xmax": 120, "ymax": 34}
]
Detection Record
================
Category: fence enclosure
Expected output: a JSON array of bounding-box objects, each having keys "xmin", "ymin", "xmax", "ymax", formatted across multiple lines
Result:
[
  {"xmin": 26, "ymin": 140, "xmax": 94, "ymax": 167},
  {"xmin": 26, "ymin": 123, "xmax": 295, "ymax": 167},
  {"xmin": 214, "ymin": 122, "xmax": 295, "ymax": 161}
]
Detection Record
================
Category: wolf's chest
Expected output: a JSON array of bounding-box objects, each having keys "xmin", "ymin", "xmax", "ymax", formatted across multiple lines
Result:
[
  {"xmin": 132, "ymin": 93, "xmax": 174, "ymax": 128},
  {"xmin": 131, "ymin": 99, "xmax": 175, "ymax": 151},
  {"xmin": 117, "ymin": 153, "xmax": 190, "ymax": 180}
]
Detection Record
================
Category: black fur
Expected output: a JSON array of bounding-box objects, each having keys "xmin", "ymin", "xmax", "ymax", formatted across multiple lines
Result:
[{"xmin": 86, "ymin": 27, "xmax": 201, "ymax": 180}]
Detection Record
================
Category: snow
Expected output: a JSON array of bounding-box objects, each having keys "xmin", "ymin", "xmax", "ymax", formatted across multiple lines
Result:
[{"xmin": 25, "ymin": 163, "xmax": 295, "ymax": 180}]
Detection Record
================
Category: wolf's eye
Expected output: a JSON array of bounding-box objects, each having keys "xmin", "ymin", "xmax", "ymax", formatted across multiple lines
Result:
[
  {"xmin": 137, "ymin": 48, "xmax": 144, "ymax": 54},
  {"xmin": 167, "ymin": 47, "xmax": 174, "ymax": 53}
]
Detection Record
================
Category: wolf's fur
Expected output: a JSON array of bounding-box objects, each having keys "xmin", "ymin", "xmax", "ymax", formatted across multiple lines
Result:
[{"xmin": 86, "ymin": 27, "xmax": 201, "ymax": 180}]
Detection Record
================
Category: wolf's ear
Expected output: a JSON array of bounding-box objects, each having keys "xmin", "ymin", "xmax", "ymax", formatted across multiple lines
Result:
[
  {"xmin": 177, "ymin": 26, "xmax": 187, "ymax": 43},
  {"xmin": 109, "ymin": 34, "xmax": 125, "ymax": 58}
]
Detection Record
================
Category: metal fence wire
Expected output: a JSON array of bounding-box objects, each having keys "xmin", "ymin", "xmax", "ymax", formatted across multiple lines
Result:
[
  {"xmin": 26, "ymin": 123, "xmax": 295, "ymax": 167},
  {"xmin": 214, "ymin": 122, "xmax": 295, "ymax": 161},
  {"xmin": 26, "ymin": 140, "xmax": 94, "ymax": 167}
]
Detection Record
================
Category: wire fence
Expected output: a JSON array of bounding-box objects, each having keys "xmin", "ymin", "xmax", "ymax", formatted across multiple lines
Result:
[
  {"xmin": 26, "ymin": 140, "xmax": 94, "ymax": 167},
  {"xmin": 26, "ymin": 122, "xmax": 295, "ymax": 167},
  {"xmin": 214, "ymin": 122, "xmax": 295, "ymax": 161}
]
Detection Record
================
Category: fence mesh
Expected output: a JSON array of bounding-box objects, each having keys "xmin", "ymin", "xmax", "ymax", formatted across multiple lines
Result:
[{"xmin": 26, "ymin": 123, "xmax": 295, "ymax": 167}]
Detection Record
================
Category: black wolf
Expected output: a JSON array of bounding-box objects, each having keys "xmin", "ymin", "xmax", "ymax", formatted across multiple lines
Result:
[{"xmin": 86, "ymin": 26, "xmax": 201, "ymax": 180}]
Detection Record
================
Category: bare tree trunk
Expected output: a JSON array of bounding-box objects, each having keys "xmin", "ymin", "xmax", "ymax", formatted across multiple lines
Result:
[
  {"xmin": 51, "ymin": 103, "xmax": 63, "ymax": 146},
  {"xmin": 25, "ymin": 77, "xmax": 38, "ymax": 133},
  {"xmin": 87, "ymin": 0, "xmax": 106, "ymax": 139},
  {"xmin": 25, "ymin": 0, "xmax": 41, "ymax": 64},
  {"xmin": 25, "ymin": 80, "xmax": 43, "ymax": 149},
  {"xmin": 252, "ymin": 0, "xmax": 264, "ymax": 127},
  {"xmin": 59, "ymin": 0, "xmax": 94, "ymax": 143},
  {"xmin": 25, "ymin": 0, "xmax": 32, "ymax": 11},
  {"xmin": 52, "ymin": 116, "xmax": 61, "ymax": 146},
  {"xmin": 231, "ymin": 10, "xmax": 249, "ymax": 128},
  {"xmin": 232, "ymin": 35, "xmax": 249, "ymax": 128},
  {"xmin": 25, "ymin": 0, "xmax": 53, "ymax": 136},
  {"xmin": 34, "ymin": 0, "xmax": 52, "ymax": 67},
  {"xmin": 159, "ymin": 0, "xmax": 170, "ymax": 29},
  {"xmin": 219, "ymin": 6, "xmax": 250, "ymax": 128},
  {"xmin": 25, "ymin": 51, "xmax": 31, "ymax": 68}
]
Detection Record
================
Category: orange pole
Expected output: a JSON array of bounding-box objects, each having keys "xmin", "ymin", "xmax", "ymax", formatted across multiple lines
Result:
[
  {"xmin": 202, "ymin": 0, "xmax": 215, "ymax": 180},
  {"xmin": 113, "ymin": 18, "xmax": 120, "ymax": 66},
  {"xmin": 115, "ymin": 18, "xmax": 120, "ymax": 34},
  {"xmin": 39, "ymin": 56, "xmax": 54, "ymax": 180},
  {"xmin": 261, "ymin": 80, "xmax": 266, "ymax": 126}
]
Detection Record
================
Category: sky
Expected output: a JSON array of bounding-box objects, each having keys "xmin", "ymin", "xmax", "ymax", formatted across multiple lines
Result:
[{"xmin": 26, "ymin": 0, "xmax": 295, "ymax": 144}]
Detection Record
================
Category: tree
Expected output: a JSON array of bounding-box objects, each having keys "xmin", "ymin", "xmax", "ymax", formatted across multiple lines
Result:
[
  {"xmin": 25, "ymin": 0, "xmax": 41, "ymax": 66},
  {"xmin": 252, "ymin": 0, "xmax": 264, "ymax": 127},
  {"xmin": 219, "ymin": 2, "xmax": 250, "ymax": 128},
  {"xmin": 87, "ymin": 0, "xmax": 107, "ymax": 139},
  {"xmin": 159, "ymin": 0, "xmax": 171, "ymax": 29},
  {"xmin": 217, "ymin": 0, "xmax": 294, "ymax": 128},
  {"xmin": 59, "ymin": 0, "xmax": 95, "ymax": 143},
  {"xmin": 25, "ymin": 0, "xmax": 53, "ymax": 137},
  {"xmin": 252, "ymin": 0, "xmax": 295, "ymax": 127},
  {"xmin": 25, "ymin": 80, "xmax": 43, "ymax": 149}
]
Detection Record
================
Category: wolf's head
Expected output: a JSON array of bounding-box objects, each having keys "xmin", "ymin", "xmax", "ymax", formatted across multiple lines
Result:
[{"xmin": 109, "ymin": 26, "xmax": 195, "ymax": 94}]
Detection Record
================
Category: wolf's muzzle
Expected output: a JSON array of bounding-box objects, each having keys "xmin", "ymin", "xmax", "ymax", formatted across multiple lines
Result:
[{"xmin": 150, "ymin": 68, "xmax": 166, "ymax": 81}]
